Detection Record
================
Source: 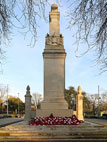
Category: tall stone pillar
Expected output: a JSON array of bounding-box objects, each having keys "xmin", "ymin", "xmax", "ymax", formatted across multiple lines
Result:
[
  {"xmin": 36, "ymin": 4, "xmax": 73, "ymax": 117},
  {"xmin": 76, "ymin": 86, "xmax": 84, "ymax": 121},
  {"xmin": 24, "ymin": 85, "xmax": 32, "ymax": 121}
]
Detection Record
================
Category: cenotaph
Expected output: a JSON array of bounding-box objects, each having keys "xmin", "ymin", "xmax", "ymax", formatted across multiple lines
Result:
[{"xmin": 36, "ymin": 4, "xmax": 73, "ymax": 117}]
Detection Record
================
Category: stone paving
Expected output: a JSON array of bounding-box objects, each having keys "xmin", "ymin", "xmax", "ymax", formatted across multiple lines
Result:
[
  {"xmin": 0, "ymin": 118, "xmax": 23, "ymax": 127},
  {"xmin": 85, "ymin": 118, "xmax": 107, "ymax": 127},
  {"xmin": 0, "ymin": 120, "xmax": 107, "ymax": 141}
]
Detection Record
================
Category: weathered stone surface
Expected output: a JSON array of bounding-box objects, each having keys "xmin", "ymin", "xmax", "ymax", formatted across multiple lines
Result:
[
  {"xmin": 36, "ymin": 109, "xmax": 73, "ymax": 117},
  {"xmin": 24, "ymin": 85, "xmax": 32, "ymax": 121},
  {"xmin": 49, "ymin": 4, "xmax": 60, "ymax": 36},
  {"xmin": 1, "ymin": 121, "xmax": 107, "ymax": 141},
  {"xmin": 36, "ymin": 4, "xmax": 73, "ymax": 117},
  {"xmin": 45, "ymin": 35, "xmax": 64, "ymax": 45},
  {"xmin": 76, "ymin": 86, "xmax": 84, "ymax": 121}
]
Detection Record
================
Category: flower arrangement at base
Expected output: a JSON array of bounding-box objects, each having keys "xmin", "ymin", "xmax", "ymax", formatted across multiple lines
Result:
[{"xmin": 29, "ymin": 114, "xmax": 84, "ymax": 126}]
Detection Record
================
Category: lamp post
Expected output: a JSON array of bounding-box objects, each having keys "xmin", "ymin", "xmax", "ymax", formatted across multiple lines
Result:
[
  {"xmin": 71, "ymin": 94, "xmax": 76, "ymax": 110},
  {"xmin": 7, "ymin": 85, "xmax": 8, "ymax": 115},
  {"xmin": 18, "ymin": 93, "xmax": 20, "ymax": 114},
  {"xmin": 73, "ymin": 97, "xmax": 76, "ymax": 111}
]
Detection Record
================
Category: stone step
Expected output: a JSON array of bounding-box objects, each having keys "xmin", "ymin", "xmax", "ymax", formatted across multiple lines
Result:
[
  {"xmin": 0, "ymin": 123, "xmax": 107, "ymax": 141},
  {"xmin": 2, "ymin": 125, "xmax": 107, "ymax": 129},
  {"xmin": 0, "ymin": 139, "xmax": 107, "ymax": 142},
  {"xmin": 3, "ymin": 128, "xmax": 99, "ymax": 132},
  {"xmin": 5, "ymin": 126, "xmax": 102, "ymax": 130},
  {"xmin": 0, "ymin": 131, "xmax": 107, "ymax": 137},
  {"xmin": 3, "ymin": 129, "xmax": 106, "ymax": 133},
  {"xmin": 0, "ymin": 130, "xmax": 107, "ymax": 134},
  {"xmin": 5, "ymin": 126, "xmax": 103, "ymax": 129},
  {"xmin": 0, "ymin": 135, "xmax": 107, "ymax": 139},
  {"xmin": 1, "ymin": 127, "xmax": 101, "ymax": 130},
  {"xmin": 9, "ymin": 133, "xmax": 107, "ymax": 137},
  {"xmin": 1, "ymin": 127, "xmax": 107, "ymax": 133},
  {"xmin": 0, "ymin": 129, "xmax": 107, "ymax": 141},
  {"xmin": 1, "ymin": 130, "xmax": 107, "ymax": 134},
  {"xmin": 6, "ymin": 124, "xmax": 97, "ymax": 127}
]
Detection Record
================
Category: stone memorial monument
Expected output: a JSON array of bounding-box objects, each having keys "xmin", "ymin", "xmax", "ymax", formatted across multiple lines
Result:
[
  {"xmin": 24, "ymin": 85, "xmax": 32, "ymax": 121},
  {"xmin": 36, "ymin": 4, "xmax": 73, "ymax": 117},
  {"xmin": 76, "ymin": 86, "xmax": 84, "ymax": 121}
]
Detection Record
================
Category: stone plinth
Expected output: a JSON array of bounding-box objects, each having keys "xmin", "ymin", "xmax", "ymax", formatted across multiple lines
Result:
[
  {"xmin": 36, "ymin": 109, "xmax": 73, "ymax": 117},
  {"xmin": 41, "ymin": 51, "xmax": 68, "ymax": 109}
]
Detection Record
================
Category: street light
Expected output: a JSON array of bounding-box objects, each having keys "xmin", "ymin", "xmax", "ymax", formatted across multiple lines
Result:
[
  {"xmin": 70, "ymin": 94, "xmax": 76, "ymax": 110},
  {"xmin": 7, "ymin": 85, "xmax": 8, "ymax": 115},
  {"xmin": 72, "ymin": 97, "xmax": 76, "ymax": 110},
  {"xmin": 18, "ymin": 93, "xmax": 20, "ymax": 114}
]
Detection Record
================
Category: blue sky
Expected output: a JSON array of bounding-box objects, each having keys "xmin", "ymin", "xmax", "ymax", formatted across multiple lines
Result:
[{"xmin": 0, "ymin": 1, "xmax": 107, "ymax": 102}]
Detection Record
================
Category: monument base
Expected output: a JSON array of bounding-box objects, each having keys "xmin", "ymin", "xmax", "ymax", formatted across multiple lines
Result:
[
  {"xmin": 36, "ymin": 109, "xmax": 73, "ymax": 117},
  {"xmin": 41, "ymin": 101, "xmax": 68, "ymax": 109}
]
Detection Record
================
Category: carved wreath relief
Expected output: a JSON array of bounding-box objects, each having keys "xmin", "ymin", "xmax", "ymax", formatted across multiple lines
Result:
[{"xmin": 46, "ymin": 34, "xmax": 63, "ymax": 45}]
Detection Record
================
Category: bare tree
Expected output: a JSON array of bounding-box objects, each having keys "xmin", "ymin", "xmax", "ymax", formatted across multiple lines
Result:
[
  {"xmin": 0, "ymin": 0, "xmax": 49, "ymax": 43},
  {"xmin": 67, "ymin": 0, "xmax": 107, "ymax": 72},
  {"xmin": 32, "ymin": 93, "xmax": 42, "ymax": 109},
  {"xmin": 0, "ymin": 0, "xmax": 107, "ymax": 72},
  {"xmin": 0, "ymin": 0, "xmax": 50, "ymax": 68}
]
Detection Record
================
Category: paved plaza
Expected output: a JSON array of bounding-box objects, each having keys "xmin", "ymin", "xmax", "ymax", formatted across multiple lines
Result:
[
  {"xmin": 0, "ymin": 119, "xmax": 107, "ymax": 141},
  {"xmin": 0, "ymin": 117, "xmax": 106, "ymax": 128},
  {"xmin": 85, "ymin": 118, "xmax": 107, "ymax": 126},
  {"xmin": 0, "ymin": 118, "xmax": 23, "ymax": 128}
]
